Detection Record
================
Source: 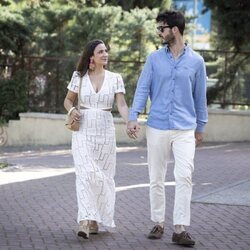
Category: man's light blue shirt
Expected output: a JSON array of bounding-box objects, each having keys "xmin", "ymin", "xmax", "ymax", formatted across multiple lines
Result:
[{"xmin": 129, "ymin": 45, "xmax": 208, "ymax": 132}]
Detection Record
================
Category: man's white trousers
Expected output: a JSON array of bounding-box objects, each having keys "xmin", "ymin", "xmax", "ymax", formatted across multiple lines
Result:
[{"xmin": 146, "ymin": 126, "xmax": 195, "ymax": 226}]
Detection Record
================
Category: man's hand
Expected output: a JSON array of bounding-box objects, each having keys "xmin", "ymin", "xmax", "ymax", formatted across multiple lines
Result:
[
  {"xmin": 195, "ymin": 132, "xmax": 204, "ymax": 146},
  {"xmin": 126, "ymin": 121, "xmax": 140, "ymax": 139}
]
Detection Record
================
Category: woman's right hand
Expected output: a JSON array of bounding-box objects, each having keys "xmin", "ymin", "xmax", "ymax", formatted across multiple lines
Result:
[{"xmin": 71, "ymin": 109, "xmax": 81, "ymax": 122}]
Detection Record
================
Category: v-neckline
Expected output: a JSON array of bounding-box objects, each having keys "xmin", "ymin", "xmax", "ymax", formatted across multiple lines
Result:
[{"xmin": 87, "ymin": 70, "xmax": 106, "ymax": 94}]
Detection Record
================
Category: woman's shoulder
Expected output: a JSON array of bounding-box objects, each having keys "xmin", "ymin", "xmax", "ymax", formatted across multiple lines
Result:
[
  {"xmin": 71, "ymin": 70, "xmax": 82, "ymax": 78},
  {"xmin": 71, "ymin": 70, "xmax": 89, "ymax": 82},
  {"xmin": 105, "ymin": 70, "xmax": 122, "ymax": 79}
]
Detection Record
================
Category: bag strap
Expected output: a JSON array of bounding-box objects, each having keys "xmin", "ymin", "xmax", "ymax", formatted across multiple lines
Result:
[{"xmin": 77, "ymin": 76, "xmax": 83, "ymax": 110}]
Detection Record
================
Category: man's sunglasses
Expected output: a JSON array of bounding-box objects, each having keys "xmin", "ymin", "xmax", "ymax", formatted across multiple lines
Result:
[{"xmin": 156, "ymin": 25, "xmax": 172, "ymax": 32}]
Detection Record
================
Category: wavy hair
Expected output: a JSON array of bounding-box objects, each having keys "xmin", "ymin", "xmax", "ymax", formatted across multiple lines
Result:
[
  {"xmin": 156, "ymin": 11, "xmax": 185, "ymax": 35},
  {"xmin": 76, "ymin": 39, "xmax": 104, "ymax": 77}
]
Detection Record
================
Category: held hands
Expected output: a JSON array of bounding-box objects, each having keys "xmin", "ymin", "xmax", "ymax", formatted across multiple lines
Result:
[{"xmin": 126, "ymin": 121, "xmax": 140, "ymax": 139}]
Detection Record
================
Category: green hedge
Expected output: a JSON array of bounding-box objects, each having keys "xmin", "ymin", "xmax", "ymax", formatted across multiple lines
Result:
[{"xmin": 0, "ymin": 70, "xmax": 29, "ymax": 122}]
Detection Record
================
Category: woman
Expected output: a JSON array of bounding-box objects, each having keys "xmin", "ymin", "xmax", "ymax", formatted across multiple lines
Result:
[{"xmin": 64, "ymin": 39, "xmax": 129, "ymax": 239}]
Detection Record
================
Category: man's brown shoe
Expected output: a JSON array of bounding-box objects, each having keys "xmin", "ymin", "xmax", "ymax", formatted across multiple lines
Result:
[
  {"xmin": 89, "ymin": 221, "xmax": 98, "ymax": 234},
  {"xmin": 77, "ymin": 220, "xmax": 89, "ymax": 239},
  {"xmin": 147, "ymin": 225, "xmax": 164, "ymax": 239},
  {"xmin": 172, "ymin": 231, "xmax": 195, "ymax": 246}
]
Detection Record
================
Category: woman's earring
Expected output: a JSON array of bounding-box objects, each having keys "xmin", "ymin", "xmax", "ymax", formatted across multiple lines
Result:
[{"xmin": 89, "ymin": 58, "xmax": 95, "ymax": 70}]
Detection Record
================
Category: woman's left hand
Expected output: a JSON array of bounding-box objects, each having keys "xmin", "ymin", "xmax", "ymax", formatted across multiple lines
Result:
[{"xmin": 71, "ymin": 109, "xmax": 81, "ymax": 121}]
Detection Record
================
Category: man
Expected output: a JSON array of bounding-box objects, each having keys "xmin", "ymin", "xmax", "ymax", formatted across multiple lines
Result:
[{"xmin": 126, "ymin": 10, "xmax": 208, "ymax": 246}]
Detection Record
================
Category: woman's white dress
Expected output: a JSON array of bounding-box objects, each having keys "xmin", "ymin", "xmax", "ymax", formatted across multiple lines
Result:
[{"xmin": 67, "ymin": 70, "xmax": 125, "ymax": 228}]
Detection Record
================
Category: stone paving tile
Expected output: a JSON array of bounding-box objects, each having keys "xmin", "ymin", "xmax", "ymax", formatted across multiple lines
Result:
[
  {"xmin": 193, "ymin": 180, "xmax": 250, "ymax": 206},
  {"xmin": 0, "ymin": 142, "xmax": 250, "ymax": 249}
]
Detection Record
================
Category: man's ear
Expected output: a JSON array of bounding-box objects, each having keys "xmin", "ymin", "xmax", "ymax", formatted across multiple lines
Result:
[{"xmin": 172, "ymin": 26, "xmax": 178, "ymax": 34}]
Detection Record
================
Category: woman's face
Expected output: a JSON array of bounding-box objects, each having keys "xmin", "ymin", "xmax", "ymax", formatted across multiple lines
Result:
[{"xmin": 91, "ymin": 43, "xmax": 108, "ymax": 67}]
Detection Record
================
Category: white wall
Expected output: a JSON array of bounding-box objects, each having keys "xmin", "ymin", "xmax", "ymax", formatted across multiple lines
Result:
[
  {"xmin": 204, "ymin": 109, "xmax": 250, "ymax": 142},
  {"xmin": 1, "ymin": 109, "xmax": 250, "ymax": 146}
]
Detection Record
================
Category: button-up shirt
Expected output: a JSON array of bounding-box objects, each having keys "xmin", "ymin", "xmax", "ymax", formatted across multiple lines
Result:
[{"xmin": 128, "ymin": 45, "xmax": 208, "ymax": 132}]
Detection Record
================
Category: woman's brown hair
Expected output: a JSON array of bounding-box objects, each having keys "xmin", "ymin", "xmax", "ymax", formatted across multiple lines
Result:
[{"xmin": 76, "ymin": 39, "xmax": 104, "ymax": 77}]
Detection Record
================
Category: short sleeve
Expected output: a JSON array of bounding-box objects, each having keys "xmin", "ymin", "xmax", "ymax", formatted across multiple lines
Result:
[
  {"xmin": 67, "ymin": 71, "xmax": 80, "ymax": 93},
  {"xmin": 114, "ymin": 73, "xmax": 126, "ymax": 94}
]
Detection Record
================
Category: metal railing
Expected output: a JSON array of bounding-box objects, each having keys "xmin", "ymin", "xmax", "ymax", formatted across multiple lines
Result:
[{"xmin": 0, "ymin": 50, "xmax": 249, "ymax": 116}]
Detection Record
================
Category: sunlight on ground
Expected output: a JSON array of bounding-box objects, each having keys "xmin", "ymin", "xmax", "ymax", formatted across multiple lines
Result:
[
  {"xmin": 0, "ymin": 169, "xmax": 177, "ymax": 190},
  {"xmin": 115, "ymin": 182, "xmax": 176, "ymax": 192},
  {"xmin": 197, "ymin": 143, "xmax": 231, "ymax": 150},
  {"xmin": 0, "ymin": 145, "xmax": 217, "ymax": 187},
  {"xmin": 0, "ymin": 149, "xmax": 71, "ymax": 160},
  {"xmin": 116, "ymin": 147, "xmax": 141, "ymax": 152},
  {"xmin": 0, "ymin": 168, "xmax": 74, "ymax": 185}
]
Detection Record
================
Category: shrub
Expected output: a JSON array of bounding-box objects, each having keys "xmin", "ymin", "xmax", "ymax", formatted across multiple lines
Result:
[{"xmin": 0, "ymin": 70, "xmax": 29, "ymax": 122}]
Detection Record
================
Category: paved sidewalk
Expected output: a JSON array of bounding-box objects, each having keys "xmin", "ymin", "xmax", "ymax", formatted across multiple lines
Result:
[{"xmin": 0, "ymin": 142, "xmax": 250, "ymax": 250}]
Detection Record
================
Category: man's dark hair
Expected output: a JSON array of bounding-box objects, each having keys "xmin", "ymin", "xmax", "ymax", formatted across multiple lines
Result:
[{"xmin": 156, "ymin": 11, "xmax": 185, "ymax": 35}]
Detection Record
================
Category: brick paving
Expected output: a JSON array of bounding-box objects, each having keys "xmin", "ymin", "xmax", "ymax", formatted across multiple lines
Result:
[{"xmin": 0, "ymin": 142, "xmax": 250, "ymax": 250}]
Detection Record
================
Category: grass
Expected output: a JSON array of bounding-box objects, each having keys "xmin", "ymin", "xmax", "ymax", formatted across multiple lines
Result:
[{"xmin": 0, "ymin": 162, "xmax": 8, "ymax": 169}]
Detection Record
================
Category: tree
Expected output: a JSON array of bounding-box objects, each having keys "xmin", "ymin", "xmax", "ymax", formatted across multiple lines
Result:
[
  {"xmin": 203, "ymin": 0, "xmax": 250, "ymax": 106},
  {"xmin": 0, "ymin": 0, "xmax": 178, "ymax": 120},
  {"xmin": 104, "ymin": 0, "xmax": 171, "ymax": 11},
  {"xmin": 203, "ymin": 0, "xmax": 249, "ymax": 51},
  {"xmin": 108, "ymin": 7, "xmax": 159, "ymax": 106},
  {"xmin": 0, "ymin": 11, "xmax": 31, "ymax": 58}
]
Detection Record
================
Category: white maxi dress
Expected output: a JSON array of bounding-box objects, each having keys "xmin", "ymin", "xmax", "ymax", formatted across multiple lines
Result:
[{"xmin": 67, "ymin": 70, "xmax": 125, "ymax": 228}]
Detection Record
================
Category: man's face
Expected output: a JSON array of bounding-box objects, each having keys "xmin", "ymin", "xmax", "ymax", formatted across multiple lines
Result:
[{"xmin": 156, "ymin": 22, "xmax": 174, "ymax": 45}]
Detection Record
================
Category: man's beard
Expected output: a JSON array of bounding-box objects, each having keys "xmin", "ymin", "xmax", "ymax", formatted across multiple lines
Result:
[{"xmin": 161, "ymin": 33, "xmax": 175, "ymax": 45}]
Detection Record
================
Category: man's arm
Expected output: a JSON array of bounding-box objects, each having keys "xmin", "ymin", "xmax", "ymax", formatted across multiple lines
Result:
[
  {"xmin": 127, "ymin": 55, "xmax": 153, "ymax": 139},
  {"xmin": 194, "ymin": 58, "xmax": 208, "ymax": 144},
  {"xmin": 128, "ymin": 55, "xmax": 153, "ymax": 121}
]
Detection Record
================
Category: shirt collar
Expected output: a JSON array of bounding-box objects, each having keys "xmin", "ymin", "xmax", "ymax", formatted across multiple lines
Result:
[{"xmin": 165, "ymin": 43, "xmax": 188, "ymax": 54}]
